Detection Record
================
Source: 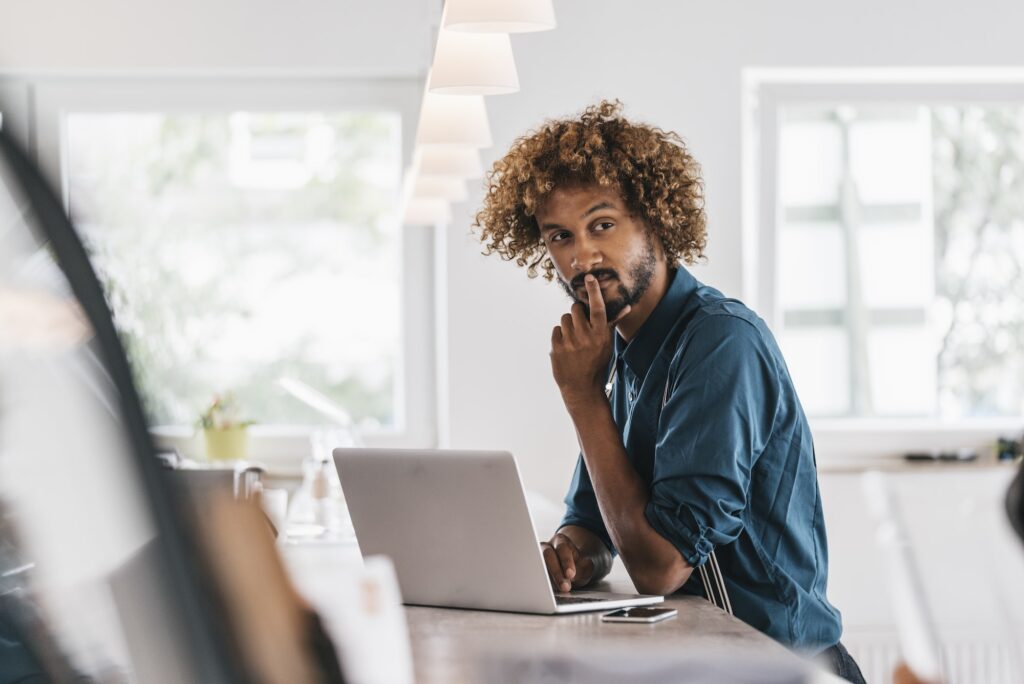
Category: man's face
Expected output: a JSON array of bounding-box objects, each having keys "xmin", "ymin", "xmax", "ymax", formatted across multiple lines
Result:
[{"xmin": 536, "ymin": 185, "xmax": 665, "ymax": 321}]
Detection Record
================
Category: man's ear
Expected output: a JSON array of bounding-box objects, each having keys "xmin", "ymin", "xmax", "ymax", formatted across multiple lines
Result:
[{"xmin": 646, "ymin": 226, "xmax": 668, "ymax": 260}]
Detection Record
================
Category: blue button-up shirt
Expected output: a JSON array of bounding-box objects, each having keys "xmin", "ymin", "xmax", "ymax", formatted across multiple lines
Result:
[{"xmin": 561, "ymin": 268, "xmax": 842, "ymax": 652}]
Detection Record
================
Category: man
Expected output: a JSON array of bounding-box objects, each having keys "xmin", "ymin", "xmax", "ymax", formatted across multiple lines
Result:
[{"xmin": 473, "ymin": 101, "xmax": 865, "ymax": 683}]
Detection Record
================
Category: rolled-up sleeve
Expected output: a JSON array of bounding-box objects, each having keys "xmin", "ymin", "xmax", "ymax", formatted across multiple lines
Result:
[{"xmin": 644, "ymin": 314, "xmax": 780, "ymax": 567}]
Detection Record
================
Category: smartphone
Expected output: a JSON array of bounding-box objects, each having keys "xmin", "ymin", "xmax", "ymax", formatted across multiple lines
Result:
[{"xmin": 600, "ymin": 606, "xmax": 678, "ymax": 623}]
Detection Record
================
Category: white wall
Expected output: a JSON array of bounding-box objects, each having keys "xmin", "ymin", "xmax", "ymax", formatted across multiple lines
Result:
[
  {"xmin": 439, "ymin": 0, "xmax": 1024, "ymax": 502},
  {"xmin": 1, "ymin": 0, "xmax": 431, "ymax": 75}
]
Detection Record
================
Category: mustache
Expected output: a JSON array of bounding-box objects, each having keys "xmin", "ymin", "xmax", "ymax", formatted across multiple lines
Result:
[{"xmin": 569, "ymin": 268, "xmax": 619, "ymax": 291}]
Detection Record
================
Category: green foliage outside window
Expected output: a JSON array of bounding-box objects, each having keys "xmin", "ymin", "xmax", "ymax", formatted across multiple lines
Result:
[
  {"xmin": 67, "ymin": 111, "xmax": 402, "ymax": 428},
  {"xmin": 932, "ymin": 106, "xmax": 1024, "ymax": 416}
]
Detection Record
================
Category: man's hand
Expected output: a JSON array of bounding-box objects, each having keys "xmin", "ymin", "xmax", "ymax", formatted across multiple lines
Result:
[
  {"xmin": 550, "ymin": 275, "xmax": 630, "ymax": 410},
  {"xmin": 540, "ymin": 532, "xmax": 596, "ymax": 593}
]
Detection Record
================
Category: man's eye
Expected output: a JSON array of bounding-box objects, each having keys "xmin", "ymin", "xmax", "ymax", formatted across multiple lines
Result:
[
  {"xmin": 550, "ymin": 231, "xmax": 571, "ymax": 243},
  {"xmin": 595, "ymin": 221, "xmax": 614, "ymax": 231}
]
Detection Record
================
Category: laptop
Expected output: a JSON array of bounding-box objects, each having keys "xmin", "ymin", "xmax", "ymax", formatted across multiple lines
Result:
[{"xmin": 333, "ymin": 448, "xmax": 664, "ymax": 614}]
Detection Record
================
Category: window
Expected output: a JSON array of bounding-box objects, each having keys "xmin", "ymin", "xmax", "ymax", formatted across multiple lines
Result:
[
  {"xmin": 747, "ymin": 74, "xmax": 1024, "ymax": 451},
  {"xmin": 20, "ymin": 78, "xmax": 433, "ymax": 455},
  {"xmin": 66, "ymin": 111, "xmax": 402, "ymax": 429}
]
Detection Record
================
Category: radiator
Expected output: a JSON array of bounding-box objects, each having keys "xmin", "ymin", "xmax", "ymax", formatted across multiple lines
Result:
[{"xmin": 843, "ymin": 631, "xmax": 1022, "ymax": 684}]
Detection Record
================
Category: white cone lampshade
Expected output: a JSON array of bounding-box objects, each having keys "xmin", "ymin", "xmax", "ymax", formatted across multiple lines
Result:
[
  {"xmin": 415, "ymin": 92, "xmax": 492, "ymax": 148},
  {"xmin": 412, "ymin": 175, "xmax": 468, "ymax": 202},
  {"xmin": 403, "ymin": 197, "xmax": 452, "ymax": 226},
  {"xmin": 428, "ymin": 30, "xmax": 519, "ymax": 95},
  {"xmin": 443, "ymin": 0, "xmax": 556, "ymax": 33},
  {"xmin": 413, "ymin": 147, "xmax": 484, "ymax": 179}
]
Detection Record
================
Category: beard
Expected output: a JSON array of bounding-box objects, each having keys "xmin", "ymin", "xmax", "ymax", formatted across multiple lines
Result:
[{"xmin": 558, "ymin": 233, "xmax": 658, "ymax": 321}]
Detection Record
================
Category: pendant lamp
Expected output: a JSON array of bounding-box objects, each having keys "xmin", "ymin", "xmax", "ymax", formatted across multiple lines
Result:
[
  {"xmin": 428, "ymin": 29, "xmax": 519, "ymax": 95},
  {"xmin": 402, "ymin": 197, "xmax": 452, "ymax": 226},
  {"xmin": 443, "ymin": 0, "xmax": 556, "ymax": 33},
  {"xmin": 415, "ymin": 92, "xmax": 492, "ymax": 148},
  {"xmin": 412, "ymin": 175, "xmax": 468, "ymax": 202},
  {"xmin": 413, "ymin": 147, "xmax": 484, "ymax": 179}
]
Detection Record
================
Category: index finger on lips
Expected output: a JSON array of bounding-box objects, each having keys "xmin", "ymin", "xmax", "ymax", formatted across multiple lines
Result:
[{"xmin": 584, "ymin": 274, "xmax": 607, "ymax": 326}]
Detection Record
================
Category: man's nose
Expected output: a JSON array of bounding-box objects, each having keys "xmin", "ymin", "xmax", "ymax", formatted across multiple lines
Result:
[{"xmin": 570, "ymin": 236, "xmax": 602, "ymax": 272}]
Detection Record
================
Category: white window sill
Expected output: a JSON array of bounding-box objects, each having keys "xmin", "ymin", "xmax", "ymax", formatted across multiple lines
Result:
[
  {"xmin": 152, "ymin": 418, "xmax": 1024, "ymax": 476},
  {"xmin": 151, "ymin": 423, "xmax": 434, "ymax": 477},
  {"xmin": 810, "ymin": 416, "xmax": 1024, "ymax": 468}
]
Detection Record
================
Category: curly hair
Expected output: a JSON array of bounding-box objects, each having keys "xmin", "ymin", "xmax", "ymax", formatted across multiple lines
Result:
[{"xmin": 473, "ymin": 100, "xmax": 707, "ymax": 280}]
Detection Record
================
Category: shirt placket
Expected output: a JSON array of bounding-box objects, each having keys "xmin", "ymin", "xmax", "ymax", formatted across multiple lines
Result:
[{"xmin": 621, "ymin": 366, "xmax": 641, "ymax": 435}]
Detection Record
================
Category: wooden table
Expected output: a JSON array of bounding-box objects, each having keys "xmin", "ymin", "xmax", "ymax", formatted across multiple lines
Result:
[
  {"xmin": 283, "ymin": 540, "xmax": 845, "ymax": 683},
  {"xmin": 405, "ymin": 569, "xmax": 844, "ymax": 682}
]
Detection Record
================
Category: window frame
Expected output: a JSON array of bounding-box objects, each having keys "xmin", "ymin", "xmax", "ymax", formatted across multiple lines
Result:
[
  {"xmin": 743, "ymin": 69, "xmax": 1024, "ymax": 460},
  {"xmin": 8, "ymin": 74, "xmax": 435, "ymax": 468}
]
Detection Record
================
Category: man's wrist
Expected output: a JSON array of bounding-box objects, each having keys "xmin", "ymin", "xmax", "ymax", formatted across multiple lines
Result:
[{"xmin": 560, "ymin": 389, "xmax": 608, "ymax": 418}]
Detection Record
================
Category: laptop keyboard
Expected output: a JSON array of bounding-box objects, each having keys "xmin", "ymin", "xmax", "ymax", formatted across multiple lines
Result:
[{"xmin": 554, "ymin": 595, "xmax": 613, "ymax": 604}]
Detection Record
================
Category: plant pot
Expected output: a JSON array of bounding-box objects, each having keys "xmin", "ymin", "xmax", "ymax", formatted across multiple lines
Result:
[{"xmin": 203, "ymin": 426, "xmax": 249, "ymax": 462}]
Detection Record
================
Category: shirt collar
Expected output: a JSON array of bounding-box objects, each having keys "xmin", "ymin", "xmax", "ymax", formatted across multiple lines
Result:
[{"xmin": 615, "ymin": 267, "xmax": 700, "ymax": 379}]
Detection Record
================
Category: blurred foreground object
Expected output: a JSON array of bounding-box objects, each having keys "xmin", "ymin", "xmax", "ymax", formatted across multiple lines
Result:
[
  {"xmin": 193, "ymin": 495, "xmax": 344, "ymax": 683},
  {"xmin": 0, "ymin": 121, "xmax": 344, "ymax": 681},
  {"xmin": 1007, "ymin": 460, "xmax": 1024, "ymax": 548},
  {"xmin": 892, "ymin": 662, "xmax": 942, "ymax": 684},
  {"xmin": 283, "ymin": 550, "xmax": 414, "ymax": 684},
  {"xmin": 862, "ymin": 472, "xmax": 945, "ymax": 684},
  {"xmin": 474, "ymin": 646, "xmax": 811, "ymax": 683}
]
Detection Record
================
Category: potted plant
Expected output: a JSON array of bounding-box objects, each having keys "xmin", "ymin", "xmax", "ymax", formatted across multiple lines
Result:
[{"xmin": 199, "ymin": 393, "xmax": 253, "ymax": 462}]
